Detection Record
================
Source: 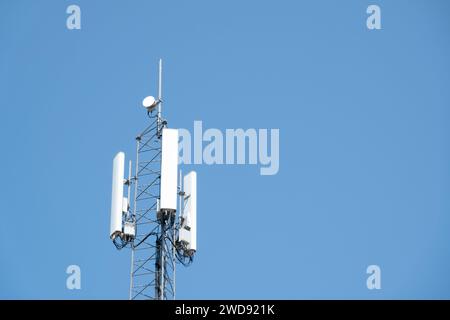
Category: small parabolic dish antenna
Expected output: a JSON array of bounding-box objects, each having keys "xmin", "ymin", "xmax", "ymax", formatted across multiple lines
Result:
[{"xmin": 142, "ymin": 95, "xmax": 158, "ymax": 112}]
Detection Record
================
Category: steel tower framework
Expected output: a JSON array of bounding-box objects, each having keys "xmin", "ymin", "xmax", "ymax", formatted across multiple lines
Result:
[{"xmin": 128, "ymin": 60, "xmax": 176, "ymax": 300}]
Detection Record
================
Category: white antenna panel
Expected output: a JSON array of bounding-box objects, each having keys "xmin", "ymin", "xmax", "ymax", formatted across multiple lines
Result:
[
  {"xmin": 183, "ymin": 171, "xmax": 197, "ymax": 251},
  {"xmin": 110, "ymin": 152, "xmax": 125, "ymax": 239},
  {"xmin": 160, "ymin": 128, "xmax": 179, "ymax": 212},
  {"xmin": 122, "ymin": 197, "xmax": 129, "ymax": 213},
  {"xmin": 178, "ymin": 227, "xmax": 190, "ymax": 246}
]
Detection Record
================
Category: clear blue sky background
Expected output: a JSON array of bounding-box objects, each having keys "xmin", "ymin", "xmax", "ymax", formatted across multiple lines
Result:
[{"xmin": 1, "ymin": 0, "xmax": 450, "ymax": 299}]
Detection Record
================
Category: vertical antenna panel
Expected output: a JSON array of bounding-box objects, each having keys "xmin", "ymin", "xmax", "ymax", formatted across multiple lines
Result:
[
  {"xmin": 183, "ymin": 171, "xmax": 197, "ymax": 251},
  {"xmin": 110, "ymin": 152, "xmax": 125, "ymax": 239},
  {"xmin": 160, "ymin": 128, "xmax": 179, "ymax": 212}
]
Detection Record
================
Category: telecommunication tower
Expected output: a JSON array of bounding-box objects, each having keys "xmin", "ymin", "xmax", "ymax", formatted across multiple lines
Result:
[{"xmin": 109, "ymin": 59, "xmax": 197, "ymax": 300}]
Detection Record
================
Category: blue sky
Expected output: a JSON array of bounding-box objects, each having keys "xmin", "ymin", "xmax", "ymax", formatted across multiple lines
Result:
[{"xmin": 1, "ymin": 0, "xmax": 450, "ymax": 299}]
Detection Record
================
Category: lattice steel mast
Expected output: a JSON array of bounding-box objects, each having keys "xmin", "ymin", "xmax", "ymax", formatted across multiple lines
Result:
[
  {"xmin": 128, "ymin": 59, "xmax": 177, "ymax": 300},
  {"xmin": 109, "ymin": 59, "xmax": 196, "ymax": 300}
]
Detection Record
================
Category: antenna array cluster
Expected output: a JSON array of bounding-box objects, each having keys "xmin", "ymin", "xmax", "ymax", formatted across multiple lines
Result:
[{"xmin": 109, "ymin": 60, "xmax": 197, "ymax": 299}]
